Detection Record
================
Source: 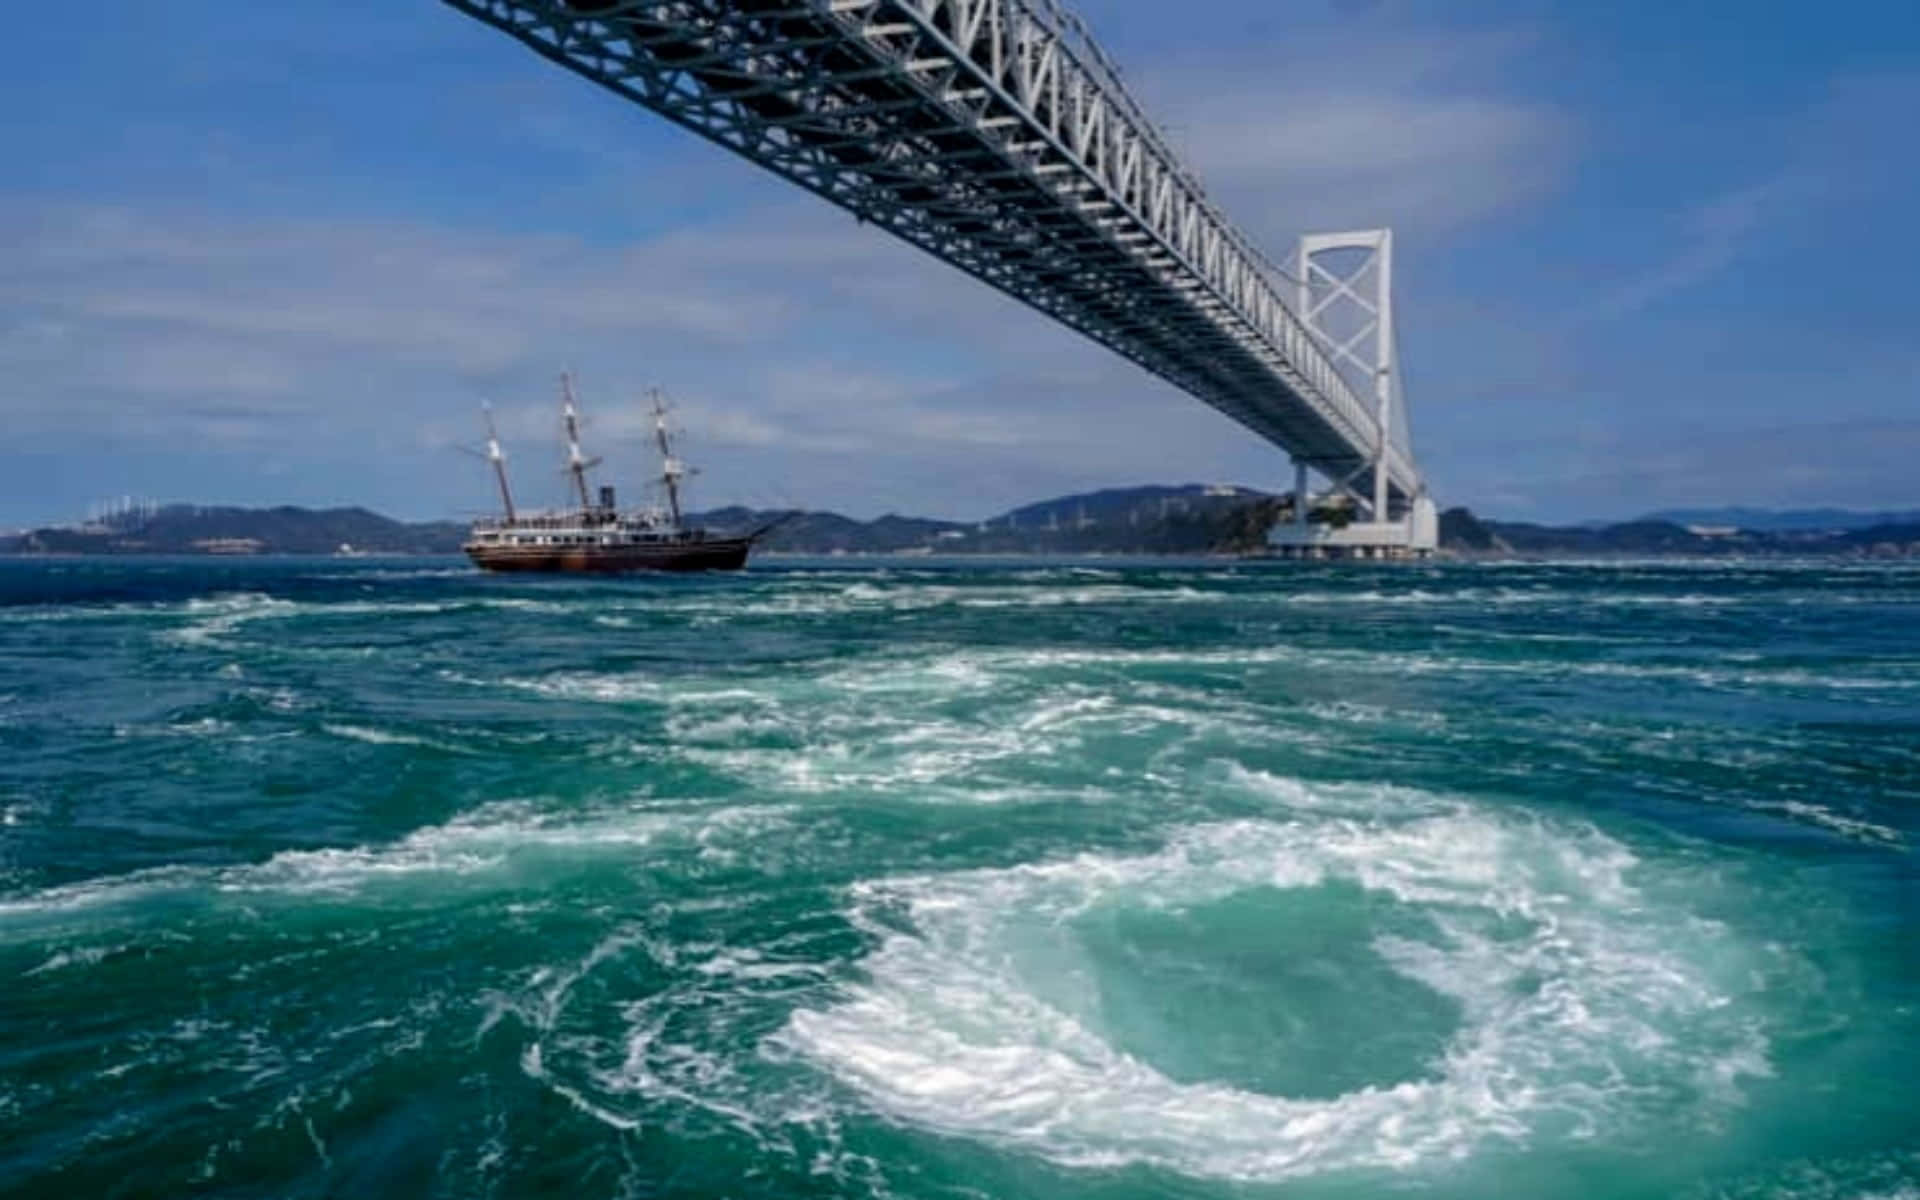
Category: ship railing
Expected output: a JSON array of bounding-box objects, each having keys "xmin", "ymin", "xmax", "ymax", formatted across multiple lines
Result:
[{"xmin": 471, "ymin": 509, "xmax": 665, "ymax": 533}]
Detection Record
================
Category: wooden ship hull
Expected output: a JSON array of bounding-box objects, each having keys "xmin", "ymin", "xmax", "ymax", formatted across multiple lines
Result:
[{"xmin": 464, "ymin": 535, "xmax": 752, "ymax": 573}]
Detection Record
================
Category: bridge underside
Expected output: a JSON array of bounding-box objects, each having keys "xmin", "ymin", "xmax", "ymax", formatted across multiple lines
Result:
[{"xmin": 447, "ymin": 0, "xmax": 1423, "ymax": 513}]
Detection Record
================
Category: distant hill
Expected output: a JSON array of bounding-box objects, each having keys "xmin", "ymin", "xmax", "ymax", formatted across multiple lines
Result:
[
  {"xmin": 696, "ymin": 484, "xmax": 1275, "ymax": 556},
  {"xmin": 1439, "ymin": 511, "xmax": 1920, "ymax": 559},
  {"xmin": 996, "ymin": 484, "xmax": 1261, "ymax": 529},
  {"xmin": 1639, "ymin": 507, "xmax": 1920, "ymax": 532},
  {"xmin": 1438, "ymin": 507, "xmax": 1502, "ymax": 552},
  {"xmin": 1836, "ymin": 522, "xmax": 1920, "ymax": 550},
  {"xmin": 691, "ymin": 507, "xmax": 971, "ymax": 554},
  {"xmin": 1, "ymin": 505, "xmax": 467, "ymax": 556}
]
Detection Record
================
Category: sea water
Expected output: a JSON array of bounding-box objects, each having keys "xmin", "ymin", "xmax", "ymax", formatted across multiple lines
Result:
[{"xmin": 0, "ymin": 557, "xmax": 1914, "ymax": 1198}]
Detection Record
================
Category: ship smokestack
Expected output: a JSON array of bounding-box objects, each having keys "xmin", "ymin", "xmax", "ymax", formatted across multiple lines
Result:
[{"xmin": 599, "ymin": 485, "xmax": 616, "ymax": 512}]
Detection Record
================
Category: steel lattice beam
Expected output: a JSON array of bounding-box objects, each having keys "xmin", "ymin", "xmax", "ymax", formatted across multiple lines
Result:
[{"xmin": 443, "ymin": 0, "xmax": 1425, "ymax": 511}]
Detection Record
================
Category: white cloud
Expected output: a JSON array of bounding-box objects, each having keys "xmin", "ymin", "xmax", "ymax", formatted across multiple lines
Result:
[
  {"xmin": 0, "ymin": 198, "xmax": 1301, "ymax": 519},
  {"xmin": 1130, "ymin": 27, "xmax": 1569, "ymax": 244},
  {"xmin": 1, "ymin": 208, "xmax": 794, "ymax": 372},
  {"xmin": 1571, "ymin": 176, "xmax": 1807, "ymax": 327}
]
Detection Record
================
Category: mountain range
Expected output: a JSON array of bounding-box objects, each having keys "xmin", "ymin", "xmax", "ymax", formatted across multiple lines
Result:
[
  {"xmin": 1443, "ymin": 509, "xmax": 1920, "ymax": 558},
  {"xmin": 5, "ymin": 494, "xmax": 1919, "ymax": 558},
  {"xmin": 1637, "ymin": 507, "xmax": 1920, "ymax": 532},
  {"xmin": 0, "ymin": 487, "xmax": 1270, "ymax": 558}
]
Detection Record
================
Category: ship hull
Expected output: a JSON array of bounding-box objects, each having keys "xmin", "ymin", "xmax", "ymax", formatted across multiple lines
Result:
[{"xmin": 464, "ymin": 537, "xmax": 753, "ymax": 573}]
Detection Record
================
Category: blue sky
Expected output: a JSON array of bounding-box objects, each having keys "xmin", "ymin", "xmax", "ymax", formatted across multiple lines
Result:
[{"xmin": 2, "ymin": 0, "xmax": 1916, "ymax": 526}]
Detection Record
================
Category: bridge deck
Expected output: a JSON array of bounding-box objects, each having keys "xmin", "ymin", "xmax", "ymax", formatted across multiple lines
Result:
[{"xmin": 446, "ymin": 0, "xmax": 1423, "ymax": 508}]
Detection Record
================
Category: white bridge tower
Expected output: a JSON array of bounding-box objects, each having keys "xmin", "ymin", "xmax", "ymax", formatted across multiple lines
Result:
[{"xmin": 1270, "ymin": 229, "xmax": 1437, "ymax": 558}]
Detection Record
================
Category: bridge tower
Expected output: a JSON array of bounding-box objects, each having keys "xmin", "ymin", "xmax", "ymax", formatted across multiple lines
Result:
[{"xmin": 1269, "ymin": 229, "xmax": 1436, "ymax": 558}]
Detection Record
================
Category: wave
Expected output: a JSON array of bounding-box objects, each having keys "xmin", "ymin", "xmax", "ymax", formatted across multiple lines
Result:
[
  {"xmin": 953, "ymin": 643, "xmax": 1914, "ymax": 696},
  {"xmin": 23, "ymin": 943, "xmax": 118, "ymax": 976},
  {"xmin": 151, "ymin": 592, "xmax": 585, "ymax": 648},
  {"xmin": 322, "ymin": 723, "xmax": 432, "ymax": 747},
  {"xmin": 166, "ymin": 592, "xmax": 300, "ymax": 645},
  {"xmin": 592, "ymin": 580, "xmax": 1227, "ymax": 619},
  {"xmin": 1747, "ymin": 800, "xmax": 1904, "ymax": 847},
  {"xmin": 319, "ymin": 723, "xmax": 478, "ymax": 755},
  {"xmin": 0, "ymin": 801, "xmax": 793, "ymax": 928}
]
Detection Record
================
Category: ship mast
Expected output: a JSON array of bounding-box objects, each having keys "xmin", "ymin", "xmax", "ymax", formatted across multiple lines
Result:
[
  {"xmin": 559, "ymin": 371, "xmax": 598, "ymax": 510},
  {"xmin": 482, "ymin": 403, "xmax": 516, "ymax": 522},
  {"xmin": 650, "ymin": 388, "xmax": 685, "ymax": 527}
]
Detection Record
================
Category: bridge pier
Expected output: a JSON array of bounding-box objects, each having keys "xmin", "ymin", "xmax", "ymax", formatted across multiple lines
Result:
[{"xmin": 1265, "ymin": 498, "xmax": 1438, "ymax": 560}]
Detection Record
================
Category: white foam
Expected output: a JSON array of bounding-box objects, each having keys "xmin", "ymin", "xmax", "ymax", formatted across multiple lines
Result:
[
  {"xmin": 23, "ymin": 944, "xmax": 115, "ymax": 976},
  {"xmin": 817, "ymin": 652, "xmax": 999, "ymax": 696},
  {"xmin": 323, "ymin": 723, "xmax": 424, "ymax": 746},
  {"xmin": 948, "ymin": 641, "xmax": 1910, "ymax": 696},
  {"xmin": 780, "ymin": 787, "xmax": 1773, "ymax": 1182},
  {"xmin": 1753, "ymin": 801, "xmax": 1904, "ymax": 847},
  {"xmin": 112, "ymin": 717, "xmax": 232, "ymax": 740},
  {"xmin": 1263, "ymin": 587, "xmax": 1748, "ymax": 609},
  {"xmin": 0, "ymin": 801, "xmax": 793, "ymax": 921},
  {"xmin": 320, "ymin": 723, "xmax": 470, "ymax": 753},
  {"xmin": 471, "ymin": 597, "xmax": 572, "ymax": 614},
  {"xmin": 502, "ymin": 672, "xmax": 666, "ymax": 703},
  {"xmin": 223, "ymin": 802, "xmax": 788, "ymax": 895},
  {"xmin": 1301, "ymin": 700, "xmax": 1448, "ymax": 731},
  {"xmin": 160, "ymin": 592, "xmax": 575, "ymax": 648},
  {"xmin": 663, "ymin": 711, "xmax": 790, "ymax": 744},
  {"xmin": 678, "ymin": 694, "xmax": 1108, "ymax": 796},
  {"xmin": 634, "ymin": 580, "xmax": 1228, "ymax": 620},
  {"xmin": 521, "ymin": 1043, "xmax": 642, "ymax": 1131},
  {"xmin": 166, "ymin": 592, "xmax": 300, "ymax": 645},
  {"xmin": 491, "ymin": 925, "xmax": 834, "ymax": 1152},
  {"xmin": 1222, "ymin": 763, "xmax": 1453, "ymax": 819},
  {"xmin": 593, "ymin": 650, "xmax": 1308, "ymax": 797}
]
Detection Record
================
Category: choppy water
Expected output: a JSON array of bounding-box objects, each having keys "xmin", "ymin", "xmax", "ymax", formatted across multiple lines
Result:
[{"xmin": 1, "ymin": 556, "xmax": 1915, "ymax": 1199}]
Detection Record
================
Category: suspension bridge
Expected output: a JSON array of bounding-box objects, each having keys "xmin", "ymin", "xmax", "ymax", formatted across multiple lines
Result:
[{"xmin": 443, "ymin": 0, "xmax": 1439, "ymax": 556}]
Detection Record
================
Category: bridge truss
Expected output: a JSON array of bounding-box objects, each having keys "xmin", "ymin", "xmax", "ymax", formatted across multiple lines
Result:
[{"xmin": 444, "ymin": 0, "xmax": 1433, "ymax": 538}]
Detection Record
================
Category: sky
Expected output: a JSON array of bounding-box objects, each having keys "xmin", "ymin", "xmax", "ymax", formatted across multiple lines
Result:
[{"xmin": 2, "ymin": 0, "xmax": 1917, "ymax": 527}]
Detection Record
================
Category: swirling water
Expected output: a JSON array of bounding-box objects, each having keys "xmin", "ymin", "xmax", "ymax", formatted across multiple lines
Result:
[{"xmin": 0, "ymin": 556, "xmax": 1915, "ymax": 1199}]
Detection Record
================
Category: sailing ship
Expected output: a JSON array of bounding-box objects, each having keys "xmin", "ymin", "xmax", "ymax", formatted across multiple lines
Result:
[{"xmin": 463, "ymin": 375, "xmax": 771, "ymax": 573}]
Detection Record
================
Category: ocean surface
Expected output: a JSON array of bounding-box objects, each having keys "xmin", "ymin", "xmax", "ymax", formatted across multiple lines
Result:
[{"xmin": 1, "ymin": 556, "xmax": 1915, "ymax": 1199}]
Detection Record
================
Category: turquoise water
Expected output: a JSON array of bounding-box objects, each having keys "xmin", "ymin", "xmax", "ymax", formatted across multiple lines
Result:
[{"xmin": 1, "ymin": 557, "xmax": 1915, "ymax": 1198}]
